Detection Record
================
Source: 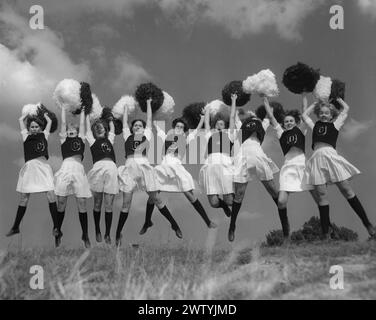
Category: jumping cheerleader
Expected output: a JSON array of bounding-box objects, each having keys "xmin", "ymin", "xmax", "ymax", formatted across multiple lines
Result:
[
  {"xmin": 54, "ymin": 108, "xmax": 92, "ymax": 248},
  {"xmin": 86, "ymin": 115, "xmax": 118, "ymax": 245},
  {"xmin": 229, "ymin": 94, "xmax": 280, "ymax": 242},
  {"xmin": 263, "ymin": 95, "xmax": 320, "ymax": 242},
  {"xmin": 7, "ymin": 113, "xmax": 59, "ymax": 239},
  {"xmin": 117, "ymin": 99, "xmax": 181, "ymax": 246},
  {"xmin": 302, "ymin": 98, "xmax": 375, "ymax": 239},
  {"xmin": 139, "ymin": 112, "xmax": 217, "ymax": 235},
  {"xmin": 198, "ymin": 102, "xmax": 240, "ymax": 217}
]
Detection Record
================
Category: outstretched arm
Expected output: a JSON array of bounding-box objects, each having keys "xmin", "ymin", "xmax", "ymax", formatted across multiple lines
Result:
[
  {"xmin": 123, "ymin": 103, "xmax": 129, "ymax": 130},
  {"xmin": 86, "ymin": 115, "xmax": 92, "ymax": 135},
  {"xmin": 301, "ymin": 101, "xmax": 316, "ymax": 130},
  {"xmin": 229, "ymin": 93, "xmax": 237, "ymax": 131},
  {"xmin": 263, "ymin": 96, "xmax": 279, "ymax": 128},
  {"xmin": 146, "ymin": 98, "xmax": 152, "ymax": 129},
  {"xmin": 44, "ymin": 113, "xmax": 52, "ymax": 134},
  {"xmin": 19, "ymin": 114, "xmax": 27, "ymax": 132},
  {"xmin": 60, "ymin": 108, "xmax": 67, "ymax": 137},
  {"xmin": 334, "ymin": 98, "xmax": 349, "ymax": 130},
  {"xmin": 79, "ymin": 108, "xmax": 85, "ymax": 138},
  {"xmin": 204, "ymin": 105, "xmax": 211, "ymax": 132}
]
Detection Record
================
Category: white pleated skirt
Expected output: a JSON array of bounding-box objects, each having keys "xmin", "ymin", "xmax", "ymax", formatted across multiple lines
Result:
[
  {"xmin": 303, "ymin": 146, "xmax": 360, "ymax": 185},
  {"xmin": 233, "ymin": 139, "xmax": 279, "ymax": 183},
  {"xmin": 199, "ymin": 153, "xmax": 234, "ymax": 195},
  {"xmin": 154, "ymin": 154, "xmax": 195, "ymax": 192},
  {"xmin": 16, "ymin": 158, "xmax": 55, "ymax": 193},
  {"xmin": 87, "ymin": 160, "xmax": 119, "ymax": 194},
  {"xmin": 55, "ymin": 158, "xmax": 92, "ymax": 198},
  {"xmin": 118, "ymin": 156, "xmax": 157, "ymax": 193},
  {"xmin": 279, "ymin": 151, "xmax": 313, "ymax": 192}
]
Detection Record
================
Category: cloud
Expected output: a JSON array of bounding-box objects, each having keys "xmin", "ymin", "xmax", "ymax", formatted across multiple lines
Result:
[
  {"xmin": 357, "ymin": 0, "xmax": 376, "ymax": 18},
  {"xmin": 110, "ymin": 54, "xmax": 151, "ymax": 93},
  {"xmin": 341, "ymin": 118, "xmax": 374, "ymax": 142},
  {"xmin": 89, "ymin": 23, "xmax": 120, "ymax": 40},
  {"xmin": 0, "ymin": 123, "xmax": 22, "ymax": 144},
  {"xmin": 239, "ymin": 210, "xmax": 263, "ymax": 220},
  {"xmin": 0, "ymin": 6, "xmax": 90, "ymax": 116}
]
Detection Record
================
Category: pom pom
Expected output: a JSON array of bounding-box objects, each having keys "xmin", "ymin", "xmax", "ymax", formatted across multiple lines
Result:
[
  {"xmin": 135, "ymin": 82, "xmax": 164, "ymax": 113},
  {"xmin": 282, "ymin": 62, "xmax": 320, "ymax": 94},
  {"xmin": 242, "ymin": 69, "xmax": 279, "ymax": 97},
  {"xmin": 313, "ymin": 76, "xmax": 332, "ymax": 101},
  {"xmin": 182, "ymin": 102, "xmax": 206, "ymax": 129},
  {"xmin": 100, "ymin": 106, "xmax": 123, "ymax": 135},
  {"xmin": 329, "ymin": 79, "xmax": 345, "ymax": 110},
  {"xmin": 78, "ymin": 82, "xmax": 93, "ymax": 115},
  {"xmin": 153, "ymin": 91, "xmax": 175, "ymax": 120},
  {"xmin": 22, "ymin": 103, "xmax": 39, "ymax": 117},
  {"xmin": 256, "ymin": 101, "xmax": 285, "ymax": 124},
  {"xmin": 205, "ymin": 99, "xmax": 231, "ymax": 128},
  {"xmin": 36, "ymin": 103, "xmax": 58, "ymax": 133},
  {"xmin": 222, "ymin": 80, "xmax": 251, "ymax": 107},
  {"xmin": 89, "ymin": 94, "xmax": 103, "ymax": 122},
  {"xmin": 112, "ymin": 95, "xmax": 137, "ymax": 119},
  {"xmin": 53, "ymin": 79, "xmax": 81, "ymax": 113}
]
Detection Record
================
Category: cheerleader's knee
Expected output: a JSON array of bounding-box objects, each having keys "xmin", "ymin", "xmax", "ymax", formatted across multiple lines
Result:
[
  {"xmin": 46, "ymin": 191, "xmax": 56, "ymax": 203},
  {"xmin": 208, "ymin": 195, "xmax": 220, "ymax": 208},
  {"xmin": 19, "ymin": 193, "xmax": 30, "ymax": 206}
]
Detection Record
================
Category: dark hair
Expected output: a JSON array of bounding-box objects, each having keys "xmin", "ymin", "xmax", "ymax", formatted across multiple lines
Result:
[
  {"xmin": 212, "ymin": 113, "xmax": 229, "ymax": 129},
  {"xmin": 131, "ymin": 119, "xmax": 146, "ymax": 134},
  {"xmin": 313, "ymin": 101, "xmax": 339, "ymax": 120},
  {"xmin": 91, "ymin": 120, "xmax": 107, "ymax": 139},
  {"xmin": 172, "ymin": 118, "xmax": 188, "ymax": 132},
  {"xmin": 26, "ymin": 116, "xmax": 44, "ymax": 130},
  {"xmin": 283, "ymin": 109, "xmax": 301, "ymax": 126}
]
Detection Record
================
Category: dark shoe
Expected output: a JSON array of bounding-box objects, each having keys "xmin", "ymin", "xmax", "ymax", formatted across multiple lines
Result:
[
  {"xmin": 6, "ymin": 228, "xmax": 20, "ymax": 237},
  {"xmin": 96, "ymin": 232, "xmax": 102, "ymax": 243},
  {"xmin": 208, "ymin": 221, "xmax": 217, "ymax": 229},
  {"xmin": 115, "ymin": 234, "xmax": 122, "ymax": 247},
  {"xmin": 55, "ymin": 230, "xmax": 63, "ymax": 248},
  {"xmin": 139, "ymin": 221, "xmax": 153, "ymax": 235},
  {"xmin": 82, "ymin": 236, "xmax": 91, "ymax": 249},
  {"xmin": 173, "ymin": 227, "xmax": 183, "ymax": 239},
  {"xmin": 228, "ymin": 228, "xmax": 235, "ymax": 242},
  {"xmin": 104, "ymin": 234, "xmax": 111, "ymax": 245}
]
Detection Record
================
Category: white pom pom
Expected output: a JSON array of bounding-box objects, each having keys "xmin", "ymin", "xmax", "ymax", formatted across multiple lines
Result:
[
  {"xmin": 112, "ymin": 95, "xmax": 137, "ymax": 119},
  {"xmin": 313, "ymin": 76, "xmax": 332, "ymax": 101},
  {"xmin": 89, "ymin": 94, "xmax": 103, "ymax": 122},
  {"xmin": 22, "ymin": 103, "xmax": 40, "ymax": 116},
  {"xmin": 205, "ymin": 99, "xmax": 229, "ymax": 117},
  {"xmin": 242, "ymin": 69, "xmax": 279, "ymax": 97},
  {"xmin": 53, "ymin": 79, "xmax": 81, "ymax": 113},
  {"xmin": 153, "ymin": 91, "xmax": 175, "ymax": 120}
]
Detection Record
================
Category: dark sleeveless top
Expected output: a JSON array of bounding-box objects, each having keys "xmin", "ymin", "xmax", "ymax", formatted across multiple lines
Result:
[
  {"xmin": 24, "ymin": 133, "xmax": 49, "ymax": 162},
  {"xmin": 90, "ymin": 138, "xmax": 116, "ymax": 163},
  {"xmin": 312, "ymin": 121, "xmax": 339, "ymax": 150},
  {"xmin": 61, "ymin": 137, "xmax": 85, "ymax": 161},
  {"xmin": 279, "ymin": 126, "xmax": 305, "ymax": 155}
]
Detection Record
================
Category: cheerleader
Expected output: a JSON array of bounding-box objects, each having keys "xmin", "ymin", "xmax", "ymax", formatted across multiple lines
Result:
[
  {"xmin": 6, "ymin": 113, "xmax": 59, "ymax": 239},
  {"xmin": 263, "ymin": 96, "xmax": 321, "ymax": 242},
  {"xmin": 302, "ymin": 98, "xmax": 375, "ymax": 239},
  {"xmin": 139, "ymin": 112, "xmax": 217, "ymax": 235},
  {"xmin": 117, "ymin": 99, "xmax": 181, "ymax": 246},
  {"xmin": 86, "ymin": 115, "xmax": 118, "ymax": 245},
  {"xmin": 198, "ymin": 104, "xmax": 237, "ymax": 217},
  {"xmin": 54, "ymin": 107, "xmax": 91, "ymax": 248},
  {"xmin": 229, "ymin": 94, "xmax": 280, "ymax": 242}
]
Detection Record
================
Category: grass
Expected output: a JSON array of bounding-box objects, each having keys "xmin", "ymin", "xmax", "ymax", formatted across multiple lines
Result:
[{"xmin": 1, "ymin": 240, "xmax": 376, "ymax": 300}]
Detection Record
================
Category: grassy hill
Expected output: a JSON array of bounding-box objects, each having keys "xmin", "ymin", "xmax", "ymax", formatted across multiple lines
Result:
[{"xmin": 1, "ymin": 241, "xmax": 376, "ymax": 299}]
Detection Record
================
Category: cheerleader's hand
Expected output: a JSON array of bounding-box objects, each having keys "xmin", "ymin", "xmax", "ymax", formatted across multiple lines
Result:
[
  {"xmin": 147, "ymin": 98, "xmax": 152, "ymax": 105},
  {"xmin": 19, "ymin": 114, "xmax": 27, "ymax": 121},
  {"xmin": 231, "ymin": 93, "xmax": 238, "ymax": 102},
  {"xmin": 44, "ymin": 113, "xmax": 51, "ymax": 121}
]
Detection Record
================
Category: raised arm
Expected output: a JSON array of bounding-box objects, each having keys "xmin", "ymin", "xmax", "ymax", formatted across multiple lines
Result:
[
  {"xmin": 263, "ymin": 96, "xmax": 279, "ymax": 128},
  {"xmin": 86, "ymin": 115, "xmax": 92, "ymax": 135},
  {"xmin": 336, "ymin": 97, "xmax": 350, "ymax": 115},
  {"xmin": 44, "ymin": 113, "xmax": 52, "ymax": 133},
  {"xmin": 146, "ymin": 98, "xmax": 152, "ymax": 129},
  {"xmin": 204, "ymin": 105, "xmax": 211, "ymax": 132},
  {"xmin": 60, "ymin": 107, "xmax": 67, "ymax": 136},
  {"xmin": 122, "ymin": 103, "xmax": 129, "ymax": 130},
  {"xmin": 302, "ymin": 94, "xmax": 308, "ymax": 113},
  {"xmin": 229, "ymin": 93, "xmax": 237, "ymax": 131},
  {"xmin": 153, "ymin": 120, "xmax": 166, "ymax": 141},
  {"xmin": 333, "ymin": 98, "xmax": 349, "ymax": 130},
  {"xmin": 19, "ymin": 114, "xmax": 27, "ymax": 132},
  {"xmin": 301, "ymin": 101, "xmax": 316, "ymax": 130},
  {"xmin": 79, "ymin": 108, "xmax": 85, "ymax": 138},
  {"xmin": 109, "ymin": 120, "xmax": 115, "ymax": 136}
]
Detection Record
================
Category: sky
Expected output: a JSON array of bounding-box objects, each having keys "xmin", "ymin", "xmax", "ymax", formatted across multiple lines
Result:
[{"xmin": 1, "ymin": 0, "xmax": 376, "ymax": 250}]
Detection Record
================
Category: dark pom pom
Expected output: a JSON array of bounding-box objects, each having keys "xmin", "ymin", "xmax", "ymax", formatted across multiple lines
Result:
[
  {"xmin": 100, "ymin": 106, "xmax": 123, "ymax": 135},
  {"xmin": 256, "ymin": 101, "xmax": 285, "ymax": 124},
  {"xmin": 222, "ymin": 80, "xmax": 251, "ymax": 107},
  {"xmin": 135, "ymin": 82, "xmax": 164, "ymax": 113},
  {"xmin": 37, "ymin": 104, "xmax": 58, "ymax": 133},
  {"xmin": 329, "ymin": 79, "xmax": 345, "ymax": 110},
  {"xmin": 282, "ymin": 62, "xmax": 320, "ymax": 94},
  {"xmin": 182, "ymin": 102, "xmax": 206, "ymax": 129},
  {"xmin": 78, "ymin": 82, "xmax": 93, "ymax": 115}
]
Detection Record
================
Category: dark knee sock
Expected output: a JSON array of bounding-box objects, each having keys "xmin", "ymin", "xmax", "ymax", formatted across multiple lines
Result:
[
  {"xmin": 319, "ymin": 205, "xmax": 330, "ymax": 235},
  {"xmin": 348, "ymin": 196, "xmax": 372, "ymax": 228},
  {"xmin": 79, "ymin": 212, "xmax": 88, "ymax": 238},
  {"xmin": 218, "ymin": 198, "xmax": 231, "ymax": 217},
  {"xmin": 105, "ymin": 212, "xmax": 113, "ymax": 237},
  {"xmin": 13, "ymin": 205, "xmax": 27, "ymax": 230},
  {"xmin": 192, "ymin": 200, "xmax": 211, "ymax": 226},
  {"xmin": 57, "ymin": 211, "xmax": 65, "ymax": 231},
  {"xmin": 278, "ymin": 208, "xmax": 289, "ymax": 237},
  {"xmin": 93, "ymin": 210, "xmax": 101, "ymax": 234},
  {"xmin": 48, "ymin": 202, "xmax": 58, "ymax": 229},
  {"xmin": 144, "ymin": 202, "xmax": 155, "ymax": 225},
  {"xmin": 272, "ymin": 197, "xmax": 279, "ymax": 207},
  {"xmin": 159, "ymin": 206, "xmax": 179, "ymax": 230},
  {"xmin": 116, "ymin": 211, "xmax": 129, "ymax": 238},
  {"xmin": 230, "ymin": 201, "xmax": 242, "ymax": 230}
]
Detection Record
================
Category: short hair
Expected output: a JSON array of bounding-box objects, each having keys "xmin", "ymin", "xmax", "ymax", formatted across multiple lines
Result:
[
  {"xmin": 172, "ymin": 118, "xmax": 188, "ymax": 132},
  {"xmin": 26, "ymin": 116, "xmax": 44, "ymax": 130},
  {"xmin": 211, "ymin": 114, "xmax": 229, "ymax": 129},
  {"xmin": 91, "ymin": 120, "xmax": 107, "ymax": 139},
  {"xmin": 131, "ymin": 119, "xmax": 146, "ymax": 134},
  {"xmin": 313, "ymin": 101, "xmax": 339, "ymax": 119},
  {"xmin": 283, "ymin": 109, "xmax": 301, "ymax": 126}
]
